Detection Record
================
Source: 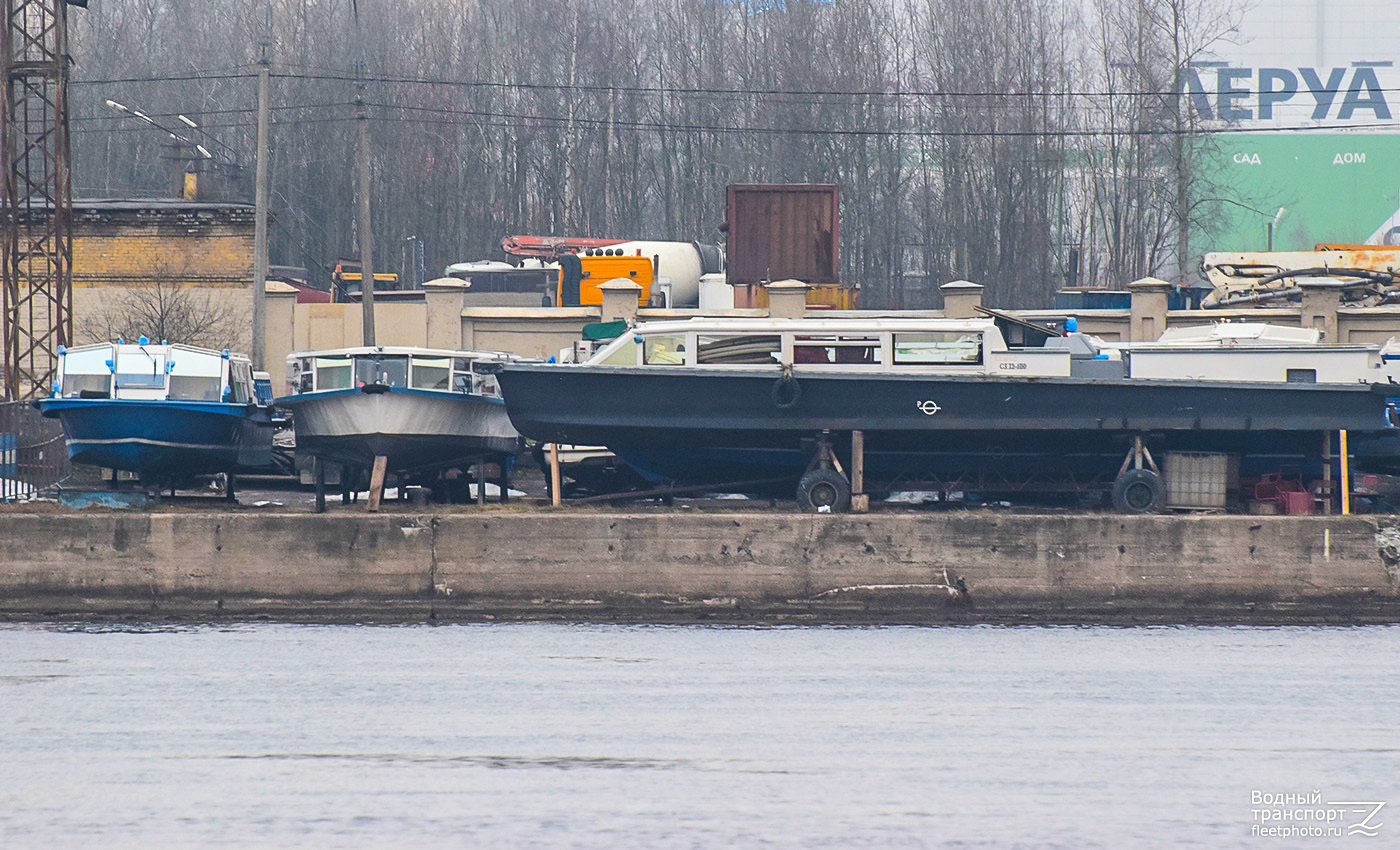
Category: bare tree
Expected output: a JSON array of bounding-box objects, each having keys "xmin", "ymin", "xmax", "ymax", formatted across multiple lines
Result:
[
  {"xmin": 62, "ymin": 0, "xmax": 1253, "ymax": 308},
  {"xmin": 94, "ymin": 278, "xmax": 245, "ymax": 351}
]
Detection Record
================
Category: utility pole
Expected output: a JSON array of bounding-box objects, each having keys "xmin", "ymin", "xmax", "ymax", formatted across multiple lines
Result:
[
  {"xmin": 251, "ymin": 2, "xmax": 271, "ymax": 369},
  {"xmin": 352, "ymin": 0, "xmax": 375, "ymax": 345},
  {"xmin": 1171, "ymin": 5, "xmax": 1191, "ymax": 289}
]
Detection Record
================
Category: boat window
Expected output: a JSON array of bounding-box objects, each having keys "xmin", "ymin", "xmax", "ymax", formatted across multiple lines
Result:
[
  {"xmin": 62, "ymin": 373, "xmax": 112, "ymax": 397},
  {"xmin": 598, "ymin": 338, "xmax": 639, "ymax": 366},
  {"xmin": 292, "ymin": 357, "xmax": 314, "ymax": 393},
  {"xmin": 169, "ymin": 352, "xmax": 224, "ymax": 377},
  {"xmin": 63, "ymin": 347, "xmax": 112, "ymax": 376},
  {"xmin": 411, "ymin": 356, "xmax": 452, "ymax": 390},
  {"xmin": 893, "ymin": 332, "xmax": 983, "ymax": 365},
  {"xmin": 314, "ymin": 356, "xmax": 353, "ymax": 390},
  {"xmin": 169, "ymin": 376, "xmax": 222, "ymax": 401},
  {"xmin": 60, "ymin": 348, "xmax": 113, "ymax": 397},
  {"xmin": 793, "ymin": 335, "xmax": 879, "ymax": 365},
  {"xmin": 696, "ymin": 334, "xmax": 780, "ymax": 365},
  {"xmin": 227, "ymin": 362, "xmax": 251, "ymax": 403},
  {"xmin": 355, "ymin": 355, "xmax": 409, "ymax": 387},
  {"xmin": 253, "ymin": 374, "xmax": 274, "ymax": 405},
  {"xmin": 476, "ymin": 372, "xmax": 501, "ymax": 397},
  {"xmin": 643, "ymin": 334, "xmax": 688, "ymax": 365},
  {"xmin": 447, "ymin": 358, "xmax": 474, "ymax": 392},
  {"xmin": 114, "ymin": 348, "xmax": 168, "ymax": 389},
  {"xmin": 1285, "ymin": 368, "xmax": 1317, "ymax": 383}
]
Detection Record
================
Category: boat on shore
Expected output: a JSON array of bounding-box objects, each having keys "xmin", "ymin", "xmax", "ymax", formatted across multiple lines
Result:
[
  {"xmin": 495, "ymin": 315, "xmax": 1400, "ymax": 512},
  {"xmin": 276, "ymin": 346, "xmax": 524, "ymax": 497},
  {"xmin": 33, "ymin": 338, "xmax": 276, "ymax": 494}
]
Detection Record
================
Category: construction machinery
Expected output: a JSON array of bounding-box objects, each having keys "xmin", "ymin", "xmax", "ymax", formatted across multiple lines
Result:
[{"xmin": 1200, "ymin": 245, "xmax": 1400, "ymax": 309}]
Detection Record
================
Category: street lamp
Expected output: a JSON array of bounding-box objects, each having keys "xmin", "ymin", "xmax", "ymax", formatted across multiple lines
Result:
[
  {"xmin": 176, "ymin": 113, "xmax": 243, "ymax": 166},
  {"xmin": 105, "ymin": 99, "xmax": 212, "ymax": 161},
  {"xmin": 105, "ymin": 100, "xmax": 213, "ymax": 182},
  {"xmin": 106, "ymin": 100, "xmax": 234, "ymax": 200},
  {"xmin": 1196, "ymin": 197, "xmax": 1288, "ymax": 251},
  {"xmin": 1268, "ymin": 206, "xmax": 1288, "ymax": 252}
]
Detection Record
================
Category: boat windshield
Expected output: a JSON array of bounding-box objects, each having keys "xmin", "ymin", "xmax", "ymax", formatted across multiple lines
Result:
[
  {"xmin": 410, "ymin": 356, "xmax": 452, "ymax": 390},
  {"xmin": 597, "ymin": 337, "xmax": 638, "ymax": 366},
  {"xmin": 313, "ymin": 356, "xmax": 353, "ymax": 390},
  {"xmin": 356, "ymin": 355, "xmax": 409, "ymax": 387},
  {"xmin": 167, "ymin": 349, "xmax": 226, "ymax": 401},
  {"xmin": 114, "ymin": 346, "xmax": 168, "ymax": 389}
]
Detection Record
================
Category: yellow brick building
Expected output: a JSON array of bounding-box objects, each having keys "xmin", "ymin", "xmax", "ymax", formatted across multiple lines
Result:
[{"xmin": 70, "ymin": 200, "xmax": 255, "ymax": 353}]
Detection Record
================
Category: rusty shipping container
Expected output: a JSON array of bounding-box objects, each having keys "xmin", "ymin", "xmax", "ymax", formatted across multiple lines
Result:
[{"xmin": 726, "ymin": 184, "xmax": 840, "ymax": 286}]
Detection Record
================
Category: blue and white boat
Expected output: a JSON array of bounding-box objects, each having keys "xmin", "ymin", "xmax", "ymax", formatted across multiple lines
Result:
[
  {"xmin": 275, "ymin": 346, "xmax": 524, "ymax": 486},
  {"xmin": 33, "ymin": 338, "xmax": 276, "ymax": 487}
]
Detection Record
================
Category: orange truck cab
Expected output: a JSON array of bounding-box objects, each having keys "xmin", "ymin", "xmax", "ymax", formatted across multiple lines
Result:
[{"xmin": 555, "ymin": 251, "xmax": 656, "ymax": 307}]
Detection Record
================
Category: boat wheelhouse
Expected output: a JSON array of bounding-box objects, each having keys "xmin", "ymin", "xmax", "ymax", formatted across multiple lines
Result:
[
  {"xmin": 276, "ymin": 346, "xmax": 525, "ymax": 500},
  {"xmin": 33, "ymin": 338, "xmax": 275, "ymax": 493},
  {"xmin": 496, "ymin": 315, "xmax": 1400, "ymax": 512}
]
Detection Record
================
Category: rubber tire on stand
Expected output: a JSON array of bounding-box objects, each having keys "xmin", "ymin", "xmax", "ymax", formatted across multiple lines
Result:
[
  {"xmin": 1111, "ymin": 468, "xmax": 1165, "ymax": 514},
  {"xmin": 797, "ymin": 468, "xmax": 852, "ymax": 513}
]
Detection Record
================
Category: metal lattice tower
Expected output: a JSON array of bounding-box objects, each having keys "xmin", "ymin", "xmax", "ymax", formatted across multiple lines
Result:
[{"xmin": 1, "ymin": 0, "xmax": 78, "ymax": 401}]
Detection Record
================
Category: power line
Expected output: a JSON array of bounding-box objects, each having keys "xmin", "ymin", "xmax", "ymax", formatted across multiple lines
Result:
[
  {"xmin": 70, "ymin": 70, "xmax": 1400, "ymax": 102},
  {"xmin": 84, "ymin": 100, "xmax": 1388, "ymax": 141}
]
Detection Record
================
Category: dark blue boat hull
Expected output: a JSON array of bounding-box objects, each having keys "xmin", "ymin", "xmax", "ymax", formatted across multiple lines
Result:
[
  {"xmin": 34, "ymin": 398, "xmax": 276, "ymax": 479},
  {"xmin": 498, "ymin": 364, "xmax": 1400, "ymax": 489}
]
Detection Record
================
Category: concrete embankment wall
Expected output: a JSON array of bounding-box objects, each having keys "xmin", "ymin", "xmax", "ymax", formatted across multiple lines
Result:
[{"xmin": 2, "ymin": 512, "xmax": 1399, "ymax": 623}]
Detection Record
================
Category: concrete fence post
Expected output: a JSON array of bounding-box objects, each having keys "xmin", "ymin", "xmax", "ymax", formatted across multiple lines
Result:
[
  {"xmin": 939, "ymin": 279, "xmax": 984, "ymax": 319},
  {"xmin": 1128, "ymin": 277, "xmax": 1173, "ymax": 342},
  {"xmin": 765, "ymin": 280, "xmax": 810, "ymax": 319},
  {"xmin": 1298, "ymin": 277, "xmax": 1347, "ymax": 342}
]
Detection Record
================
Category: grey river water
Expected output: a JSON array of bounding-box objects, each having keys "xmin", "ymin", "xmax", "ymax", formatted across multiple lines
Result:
[{"xmin": 2, "ymin": 623, "xmax": 1397, "ymax": 849}]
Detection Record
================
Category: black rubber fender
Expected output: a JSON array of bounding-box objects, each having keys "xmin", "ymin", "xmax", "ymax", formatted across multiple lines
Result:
[
  {"xmin": 1111, "ymin": 468, "xmax": 1165, "ymax": 514},
  {"xmin": 771, "ymin": 374, "xmax": 802, "ymax": 409}
]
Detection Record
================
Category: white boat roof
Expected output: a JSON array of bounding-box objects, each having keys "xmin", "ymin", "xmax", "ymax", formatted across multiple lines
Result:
[
  {"xmin": 623, "ymin": 316, "xmax": 999, "ymax": 335},
  {"xmin": 1154, "ymin": 322, "xmax": 1320, "ymax": 346},
  {"xmin": 61, "ymin": 340, "xmax": 251, "ymax": 363},
  {"xmin": 287, "ymin": 345, "xmax": 523, "ymax": 361}
]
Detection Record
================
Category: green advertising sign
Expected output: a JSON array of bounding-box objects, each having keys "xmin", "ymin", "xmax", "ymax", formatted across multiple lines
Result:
[{"xmin": 1199, "ymin": 133, "xmax": 1400, "ymax": 252}]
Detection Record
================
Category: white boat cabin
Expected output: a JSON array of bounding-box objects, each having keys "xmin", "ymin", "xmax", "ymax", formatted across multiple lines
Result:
[
  {"xmin": 583, "ymin": 316, "xmax": 1400, "ymax": 386},
  {"xmin": 53, "ymin": 339, "xmax": 257, "ymax": 403},
  {"xmin": 584, "ymin": 317, "xmax": 1078, "ymax": 377},
  {"xmin": 286, "ymin": 346, "xmax": 512, "ymax": 396}
]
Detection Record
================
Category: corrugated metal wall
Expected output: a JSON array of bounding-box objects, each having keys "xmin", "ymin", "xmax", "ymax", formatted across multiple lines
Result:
[{"xmin": 726, "ymin": 184, "xmax": 840, "ymax": 285}]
